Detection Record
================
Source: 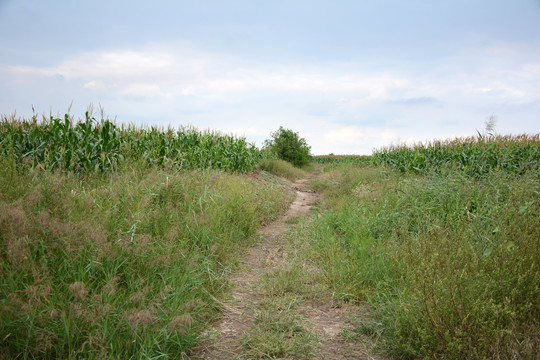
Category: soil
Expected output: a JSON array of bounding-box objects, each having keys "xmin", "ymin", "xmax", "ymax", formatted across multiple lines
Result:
[{"xmin": 194, "ymin": 174, "xmax": 385, "ymax": 360}]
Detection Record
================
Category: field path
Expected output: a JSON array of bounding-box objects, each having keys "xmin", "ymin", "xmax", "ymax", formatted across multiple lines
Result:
[{"xmin": 195, "ymin": 174, "xmax": 384, "ymax": 360}]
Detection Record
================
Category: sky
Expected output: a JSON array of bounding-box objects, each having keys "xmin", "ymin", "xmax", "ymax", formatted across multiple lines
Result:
[{"xmin": 1, "ymin": 0, "xmax": 539, "ymax": 155}]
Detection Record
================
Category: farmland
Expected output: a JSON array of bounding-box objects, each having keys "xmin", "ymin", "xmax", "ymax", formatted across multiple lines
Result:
[
  {"xmin": 0, "ymin": 113, "xmax": 264, "ymax": 173},
  {"xmin": 311, "ymin": 154, "xmax": 372, "ymax": 166},
  {"xmin": 372, "ymin": 134, "xmax": 540, "ymax": 176},
  {"xmin": 1, "ymin": 114, "xmax": 539, "ymax": 359}
]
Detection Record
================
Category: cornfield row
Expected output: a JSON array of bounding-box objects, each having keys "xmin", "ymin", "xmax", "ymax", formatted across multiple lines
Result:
[
  {"xmin": 311, "ymin": 154, "xmax": 372, "ymax": 165},
  {"xmin": 372, "ymin": 134, "xmax": 540, "ymax": 176},
  {"xmin": 0, "ymin": 113, "xmax": 264, "ymax": 173}
]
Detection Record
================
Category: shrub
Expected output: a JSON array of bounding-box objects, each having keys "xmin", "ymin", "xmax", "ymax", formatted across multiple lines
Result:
[{"xmin": 264, "ymin": 127, "xmax": 311, "ymax": 167}]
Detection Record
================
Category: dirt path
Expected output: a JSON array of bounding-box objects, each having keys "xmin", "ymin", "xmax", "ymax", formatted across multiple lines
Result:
[{"xmin": 195, "ymin": 175, "xmax": 384, "ymax": 359}]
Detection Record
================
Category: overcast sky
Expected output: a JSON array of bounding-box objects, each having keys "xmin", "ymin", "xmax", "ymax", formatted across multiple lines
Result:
[{"xmin": 1, "ymin": 0, "xmax": 539, "ymax": 154}]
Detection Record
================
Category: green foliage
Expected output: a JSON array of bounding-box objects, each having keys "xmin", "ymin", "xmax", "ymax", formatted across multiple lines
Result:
[
  {"xmin": 264, "ymin": 127, "xmax": 311, "ymax": 167},
  {"xmin": 0, "ymin": 112, "xmax": 263, "ymax": 173},
  {"xmin": 308, "ymin": 162, "xmax": 540, "ymax": 359},
  {"xmin": 372, "ymin": 134, "xmax": 540, "ymax": 177},
  {"xmin": 0, "ymin": 164, "xmax": 292, "ymax": 358}
]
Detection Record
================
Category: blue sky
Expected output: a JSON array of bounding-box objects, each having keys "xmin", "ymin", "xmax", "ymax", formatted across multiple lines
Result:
[{"xmin": 1, "ymin": 0, "xmax": 539, "ymax": 154}]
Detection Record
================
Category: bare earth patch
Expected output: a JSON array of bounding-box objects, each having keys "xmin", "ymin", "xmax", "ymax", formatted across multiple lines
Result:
[{"xmin": 194, "ymin": 174, "xmax": 385, "ymax": 360}]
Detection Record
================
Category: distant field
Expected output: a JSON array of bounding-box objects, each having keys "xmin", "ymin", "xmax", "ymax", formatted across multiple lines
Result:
[
  {"xmin": 373, "ymin": 134, "xmax": 540, "ymax": 176},
  {"xmin": 0, "ymin": 112, "xmax": 267, "ymax": 173},
  {"xmin": 311, "ymin": 154, "xmax": 372, "ymax": 165}
]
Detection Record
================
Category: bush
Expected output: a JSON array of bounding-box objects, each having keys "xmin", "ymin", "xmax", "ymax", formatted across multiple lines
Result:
[{"xmin": 264, "ymin": 127, "xmax": 311, "ymax": 167}]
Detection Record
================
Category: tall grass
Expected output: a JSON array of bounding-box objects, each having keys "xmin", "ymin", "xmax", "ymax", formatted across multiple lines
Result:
[
  {"xmin": 0, "ymin": 112, "xmax": 263, "ymax": 173},
  {"xmin": 258, "ymin": 159, "xmax": 307, "ymax": 181},
  {"xmin": 373, "ymin": 134, "xmax": 540, "ymax": 177},
  {"xmin": 0, "ymin": 153, "xmax": 292, "ymax": 358},
  {"xmin": 308, "ymin": 136, "xmax": 540, "ymax": 359}
]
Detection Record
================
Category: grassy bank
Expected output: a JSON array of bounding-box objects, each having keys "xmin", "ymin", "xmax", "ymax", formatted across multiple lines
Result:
[
  {"xmin": 308, "ymin": 138, "xmax": 540, "ymax": 359},
  {"xmin": 0, "ymin": 155, "xmax": 292, "ymax": 358},
  {"xmin": 258, "ymin": 159, "xmax": 308, "ymax": 181}
]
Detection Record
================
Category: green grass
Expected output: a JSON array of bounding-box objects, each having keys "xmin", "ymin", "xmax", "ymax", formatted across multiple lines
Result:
[
  {"xmin": 241, "ymin": 305, "xmax": 316, "ymax": 359},
  {"xmin": 240, "ymin": 222, "xmax": 323, "ymax": 359},
  {"xmin": 308, "ymin": 140, "xmax": 540, "ymax": 359},
  {"xmin": 309, "ymin": 164, "xmax": 382, "ymax": 209},
  {"xmin": 4, "ymin": 109, "xmax": 538, "ymax": 359},
  {"xmin": 0, "ymin": 157, "xmax": 292, "ymax": 358},
  {"xmin": 258, "ymin": 159, "xmax": 308, "ymax": 181}
]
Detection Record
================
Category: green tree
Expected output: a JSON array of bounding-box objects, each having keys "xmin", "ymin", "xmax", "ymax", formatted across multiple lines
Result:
[{"xmin": 264, "ymin": 127, "xmax": 311, "ymax": 167}]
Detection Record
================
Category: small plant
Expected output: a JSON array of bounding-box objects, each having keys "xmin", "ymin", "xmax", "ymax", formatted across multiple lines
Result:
[
  {"xmin": 484, "ymin": 114, "xmax": 498, "ymax": 136},
  {"xmin": 264, "ymin": 127, "xmax": 311, "ymax": 167}
]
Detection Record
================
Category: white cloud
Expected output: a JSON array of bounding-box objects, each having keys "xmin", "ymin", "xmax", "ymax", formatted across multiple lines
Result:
[
  {"xmin": 325, "ymin": 126, "xmax": 364, "ymax": 145},
  {"xmin": 228, "ymin": 127, "xmax": 266, "ymax": 137},
  {"xmin": 83, "ymin": 80, "xmax": 104, "ymax": 89},
  {"xmin": 324, "ymin": 125, "xmax": 397, "ymax": 146},
  {"xmin": 8, "ymin": 45, "xmax": 412, "ymax": 103},
  {"xmin": 12, "ymin": 50, "xmax": 174, "ymax": 79},
  {"xmin": 10, "ymin": 41, "xmax": 538, "ymax": 110},
  {"xmin": 4, "ymin": 40, "xmax": 540, "ymax": 155},
  {"xmin": 123, "ymin": 83, "xmax": 170, "ymax": 99}
]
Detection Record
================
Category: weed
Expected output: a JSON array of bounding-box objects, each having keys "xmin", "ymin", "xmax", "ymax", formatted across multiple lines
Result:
[
  {"xmin": 308, "ymin": 153, "xmax": 540, "ymax": 359},
  {"xmin": 242, "ymin": 307, "xmax": 316, "ymax": 359},
  {"xmin": 0, "ymin": 165, "xmax": 291, "ymax": 358}
]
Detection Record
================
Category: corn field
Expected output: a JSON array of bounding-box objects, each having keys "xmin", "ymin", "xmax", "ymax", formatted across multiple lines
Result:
[
  {"xmin": 0, "ymin": 113, "xmax": 263, "ymax": 173},
  {"xmin": 372, "ymin": 134, "xmax": 540, "ymax": 176},
  {"xmin": 311, "ymin": 154, "xmax": 372, "ymax": 166}
]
